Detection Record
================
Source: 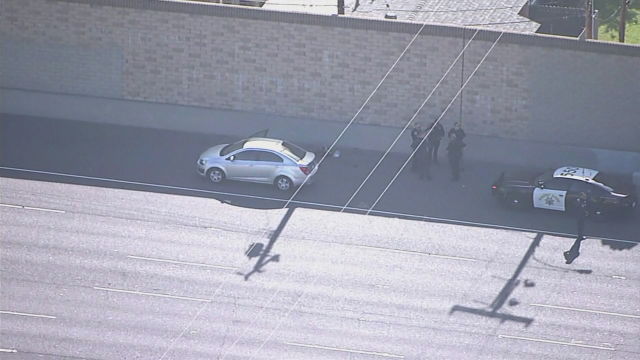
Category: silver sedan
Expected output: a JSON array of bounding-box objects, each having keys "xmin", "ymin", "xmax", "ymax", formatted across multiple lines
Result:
[{"xmin": 197, "ymin": 137, "xmax": 318, "ymax": 191}]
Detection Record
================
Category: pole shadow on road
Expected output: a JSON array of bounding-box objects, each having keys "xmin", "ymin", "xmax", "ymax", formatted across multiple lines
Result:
[
  {"xmin": 449, "ymin": 233, "xmax": 547, "ymax": 327},
  {"xmin": 240, "ymin": 207, "xmax": 294, "ymax": 281}
]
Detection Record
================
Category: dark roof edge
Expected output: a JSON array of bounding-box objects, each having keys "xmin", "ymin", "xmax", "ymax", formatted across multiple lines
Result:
[{"xmin": 51, "ymin": 0, "xmax": 640, "ymax": 57}]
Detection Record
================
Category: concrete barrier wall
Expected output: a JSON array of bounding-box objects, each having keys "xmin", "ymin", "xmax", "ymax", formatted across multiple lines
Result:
[{"xmin": 1, "ymin": 0, "xmax": 639, "ymax": 151}]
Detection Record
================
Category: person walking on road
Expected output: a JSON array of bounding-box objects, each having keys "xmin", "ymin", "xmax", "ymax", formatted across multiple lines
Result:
[
  {"xmin": 410, "ymin": 123, "xmax": 424, "ymax": 172},
  {"xmin": 446, "ymin": 132, "xmax": 465, "ymax": 181},
  {"xmin": 564, "ymin": 192, "xmax": 590, "ymax": 264},
  {"xmin": 427, "ymin": 120, "xmax": 445, "ymax": 164}
]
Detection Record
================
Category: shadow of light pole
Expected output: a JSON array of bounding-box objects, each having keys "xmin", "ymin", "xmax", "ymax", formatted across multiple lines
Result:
[
  {"xmin": 242, "ymin": 207, "xmax": 295, "ymax": 281},
  {"xmin": 449, "ymin": 233, "xmax": 544, "ymax": 327}
]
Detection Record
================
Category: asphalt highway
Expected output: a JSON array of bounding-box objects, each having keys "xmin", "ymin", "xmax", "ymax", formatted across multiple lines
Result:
[
  {"xmin": 1, "ymin": 114, "xmax": 639, "ymax": 359},
  {"xmin": 1, "ymin": 114, "xmax": 638, "ymax": 243},
  {"xmin": 1, "ymin": 177, "xmax": 639, "ymax": 359}
]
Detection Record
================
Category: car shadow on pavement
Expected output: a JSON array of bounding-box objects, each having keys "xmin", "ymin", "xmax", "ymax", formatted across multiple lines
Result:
[
  {"xmin": 600, "ymin": 238, "xmax": 638, "ymax": 251},
  {"xmin": 449, "ymin": 233, "xmax": 547, "ymax": 327}
]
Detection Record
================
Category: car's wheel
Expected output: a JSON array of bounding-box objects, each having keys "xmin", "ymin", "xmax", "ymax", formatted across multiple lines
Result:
[
  {"xmin": 274, "ymin": 176, "xmax": 293, "ymax": 192},
  {"xmin": 207, "ymin": 168, "xmax": 225, "ymax": 184}
]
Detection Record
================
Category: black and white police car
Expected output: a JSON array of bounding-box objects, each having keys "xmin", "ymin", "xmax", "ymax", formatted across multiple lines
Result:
[{"xmin": 491, "ymin": 166, "xmax": 637, "ymax": 218}]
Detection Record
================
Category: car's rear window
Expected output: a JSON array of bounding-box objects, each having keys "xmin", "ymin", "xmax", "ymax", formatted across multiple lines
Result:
[
  {"xmin": 220, "ymin": 140, "xmax": 246, "ymax": 156},
  {"xmin": 281, "ymin": 141, "xmax": 307, "ymax": 161}
]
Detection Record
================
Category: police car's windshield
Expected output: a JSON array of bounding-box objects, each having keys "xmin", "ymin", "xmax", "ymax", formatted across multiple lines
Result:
[{"xmin": 591, "ymin": 173, "xmax": 616, "ymax": 193}]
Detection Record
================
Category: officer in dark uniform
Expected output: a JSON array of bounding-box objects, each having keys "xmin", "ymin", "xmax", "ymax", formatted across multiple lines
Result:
[
  {"xmin": 448, "ymin": 122, "xmax": 466, "ymax": 170},
  {"xmin": 448, "ymin": 122, "xmax": 466, "ymax": 141},
  {"xmin": 427, "ymin": 120, "xmax": 445, "ymax": 164},
  {"xmin": 446, "ymin": 132, "xmax": 465, "ymax": 181},
  {"xmin": 416, "ymin": 129, "xmax": 431, "ymax": 181},
  {"xmin": 564, "ymin": 192, "xmax": 590, "ymax": 264},
  {"xmin": 410, "ymin": 123, "xmax": 424, "ymax": 172}
]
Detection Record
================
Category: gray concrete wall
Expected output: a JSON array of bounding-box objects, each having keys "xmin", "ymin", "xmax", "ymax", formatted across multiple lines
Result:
[{"xmin": 1, "ymin": 0, "xmax": 639, "ymax": 152}]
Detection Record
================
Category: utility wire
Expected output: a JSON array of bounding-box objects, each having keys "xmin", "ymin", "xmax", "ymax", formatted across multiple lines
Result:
[
  {"xmin": 340, "ymin": 29, "xmax": 481, "ymax": 211},
  {"xmin": 367, "ymin": 32, "xmax": 504, "ymax": 215},
  {"xmin": 281, "ymin": 13, "xmax": 437, "ymax": 208},
  {"xmin": 155, "ymin": 2, "xmax": 617, "ymax": 358},
  {"xmin": 245, "ymin": 40, "xmax": 510, "ymax": 359},
  {"xmin": 218, "ymin": 12, "xmax": 444, "ymax": 360},
  {"xmin": 239, "ymin": 0, "xmax": 508, "ymax": 353}
]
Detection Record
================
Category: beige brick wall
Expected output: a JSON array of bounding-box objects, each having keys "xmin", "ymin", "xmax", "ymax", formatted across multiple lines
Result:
[{"xmin": 1, "ymin": 0, "xmax": 639, "ymax": 151}]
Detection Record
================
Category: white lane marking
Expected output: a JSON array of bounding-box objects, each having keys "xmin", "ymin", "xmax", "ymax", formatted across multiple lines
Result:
[
  {"xmin": 93, "ymin": 287, "xmax": 211, "ymax": 303},
  {"xmin": 611, "ymin": 275, "xmax": 626, "ymax": 280},
  {"xmin": 23, "ymin": 206, "xmax": 65, "ymax": 214},
  {"xmin": 0, "ymin": 203, "xmax": 21, "ymax": 209},
  {"xmin": 0, "ymin": 203, "xmax": 65, "ymax": 214},
  {"xmin": 127, "ymin": 255, "xmax": 237, "ymax": 270},
  {"xmin": 353, "ymin": 244, "xmax": 477, "ymax": 262},
  {"xmin": 530, "ymin": 303, "xmax": 640, "ymax": 319},
  {"xmin": 0, "ymin": 310, "xmax": 56, "ymax": 319},
  {"xmin": 285, "ymin": 342, "xmax": 404, "ymax": 359},
  {"xmin": 0, "ymin": 348, "xmax": 18, "ymax": 353},
  {"xmin": 498, "ymin": 334, "xmax": 615, "ymax": 351},
  {"xmin": 1, "ymin": 166, "xmax": 637, "ymax": 245}
]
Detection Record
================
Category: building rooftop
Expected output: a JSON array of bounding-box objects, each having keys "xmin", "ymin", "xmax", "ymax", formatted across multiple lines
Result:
[
  {"xmin": 262, "ymin": 0, "xmax": 338, "ymax": 15},
  {"xmin": 346, "ymin": 0, "xmax": 540, "ymax": 33},
  {"xmin": 259, "ymin": 0, "xmax": 540, "ymax": 33}
]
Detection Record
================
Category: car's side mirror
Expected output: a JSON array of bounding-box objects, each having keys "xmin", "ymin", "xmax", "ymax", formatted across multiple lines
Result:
[{"xmin": 227, "ymin": 155, "xmax": 235, "ymax": 161}]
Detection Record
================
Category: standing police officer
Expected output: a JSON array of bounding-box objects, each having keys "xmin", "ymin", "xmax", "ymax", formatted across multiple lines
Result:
[
  {"xmin": 446, "ymin": 132, "xmax": 465, "ymax": 181},
  {"xmin": 427, "ymin": 120, "xmax": 445, "ymax": 164},
  {"xmin": 564, "ymin": 192, "xmax": 590, "ymax": 264},
  {"xmin": 410, "ymin": 123, "xmax": 424, "ymax": 172}
]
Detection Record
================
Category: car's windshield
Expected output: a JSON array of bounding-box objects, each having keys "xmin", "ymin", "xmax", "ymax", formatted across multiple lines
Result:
[
  {"xmin": 220, "ymin": 140, "xmax": 247, "ymax": 156},
  {"xmin": 281, "ymin": 141, "xmax": 307, "ymax": 161}
]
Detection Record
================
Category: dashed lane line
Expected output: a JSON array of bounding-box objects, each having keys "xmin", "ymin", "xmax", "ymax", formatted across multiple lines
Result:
[
  {"xmin": 0, "ymin": 310, "xmax": 57, "ymax": 319},
  {"xmin": 285, "ymin": 342, "xmax": 404, "ymax": 359},
  {"xmin": 352, "ymin": 244, "xmax": 478, "ymax": 262},
  {"xmin": 126, "ymin": 255, "xmax": 237, "ymax": 270},
  {"xmin": 0, "ymin": 203, "xmax": 21, "ymax": 209},
  {"xmin": 0, "ymin": 348, "xmax": 18, "ymax": 353},
  {"xmin": 530, "ymin": 303, "xmax": 640, "ymax": 319},
  {"xmin": 498, "ymin": 334, "xmax": 615, "ymax": 351},
  {"xmin": 0, "ymin": 203, "xmax": 65, "ymax": 214},
  {"xmin": 93, "ymin": 286, "xmax": 211, "ymax": 303}
]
